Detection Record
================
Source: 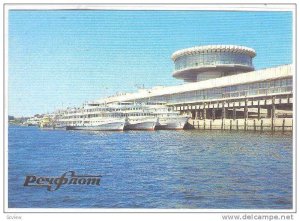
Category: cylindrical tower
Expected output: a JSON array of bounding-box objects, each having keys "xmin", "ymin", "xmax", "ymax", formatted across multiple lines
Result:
[{"xmin": 171, "ymin": 45, "xmax": 256, "ymax": 82}]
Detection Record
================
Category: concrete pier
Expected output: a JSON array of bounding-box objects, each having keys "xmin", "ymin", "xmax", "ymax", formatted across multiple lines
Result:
[
  {"xmin": 189, "ymin": 118, "xmax": 293, "ymax": 132},
  {"xmin": 176, "ymin": 93, "xmax": 293, "ymax": 131}
]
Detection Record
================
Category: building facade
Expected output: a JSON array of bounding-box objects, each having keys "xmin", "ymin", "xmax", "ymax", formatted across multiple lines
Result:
[{"xmin": 99, "ymin": 65, "xmax": 292, "ymax": 109}]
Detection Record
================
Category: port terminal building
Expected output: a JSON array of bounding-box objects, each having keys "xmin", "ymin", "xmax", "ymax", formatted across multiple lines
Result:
[{"xmin": 97, "ymin": 45, "xmax": 293, "ymax": 131}]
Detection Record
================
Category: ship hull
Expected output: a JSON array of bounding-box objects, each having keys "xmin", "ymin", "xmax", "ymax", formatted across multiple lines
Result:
[
  {"xmin": 53, "ymin": 125, "xmax": 67, "ymax": 130},
  {"xmin": 40, "ymin": 127, "xmax": 55, "ymax": 130},
  {"xmin": 39, "ymin": 124, "xmax": 54, "ymax": 130},
  {"xmin": 156, "ymin": 117, "xmax": 189, "ymax": 130},
  {"xmin": 66, "ymin": 121, "xmax": 125, "ymax": 131},
  {"xmin": 125, "ymin": 121, "xmax": 156, "ymax": 131}
]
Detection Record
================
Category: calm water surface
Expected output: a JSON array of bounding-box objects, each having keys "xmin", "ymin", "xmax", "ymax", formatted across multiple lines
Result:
[{"xmin": 8, "ymin": 125, "xmax": 293, "ymax": 209}]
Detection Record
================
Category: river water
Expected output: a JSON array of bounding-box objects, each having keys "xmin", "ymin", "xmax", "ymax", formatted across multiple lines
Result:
[{"xmin": 8, "ymin": 125, "xmax": 293, "ymax": 209}]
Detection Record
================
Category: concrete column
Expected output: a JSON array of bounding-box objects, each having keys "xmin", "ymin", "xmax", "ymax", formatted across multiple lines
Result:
[
  {"xmin": 258, "ymin": 105, "xmax": 261, "ymax": 120},
  {"xmin": 271, "ymin": 104, "xmax": 276, "ymax": 119},
  {"xmin": 244, "ymin": 99, "xmax": 248, "ymax": 119},
  {"xmin": 267, "ymin": 97, "xmax": 276, "ymax": 118},
  {"xmin": 212, "ymin": 108, "xmax": 216, "ymax": 121},
  {"xmin": 233, "ymin": 107, "xmax": 236, "ymax": 120},
  {"xmin": 203, "ymin": 109, "xmax": 207, "ymax": 120},
  {"xmin": 195, "ymin": 110, "xmax": 199, "ymax": 120},
  {"xmin": 203, "ymin": 103, "xmax": 207, "ymax": 120},
  {"xmin": 267, "ymin": 108, "xmax": 272, "ymax": 118},
  {"xmin": 271, "ymin": 97, "xmax": 276, "ymax": 131},
  {"xmin": 192, "ymin": 110, "xmax": 196, "ymax": 119},
  {"xmin": 222, "ymin": 102, "xmax": 226, "ymax": 119}
]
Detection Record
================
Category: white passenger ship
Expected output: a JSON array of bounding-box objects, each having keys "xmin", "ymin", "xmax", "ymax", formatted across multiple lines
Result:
[
  {"xmin": 152, "ymin": 104, "xmax": 190, "ymax": 130},
  {"xmin": 57, "ymin": 104, "xmax": 127, "ymax": 131},
  {"xmin": 110, "ymin": 102, "xmax": 158, "ymax": 130},
  {"xmin": 110, "ymin": 101, "xmax": 189, "ymax": 130},
  {"xmin": 54, "ymin": 101, "xmax": 189, "ymax": 131}
]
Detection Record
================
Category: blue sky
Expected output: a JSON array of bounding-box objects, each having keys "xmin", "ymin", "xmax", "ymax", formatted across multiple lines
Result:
[{"xmin": 8, "ymin": 10, "xmax": 293, "ymax": 117}]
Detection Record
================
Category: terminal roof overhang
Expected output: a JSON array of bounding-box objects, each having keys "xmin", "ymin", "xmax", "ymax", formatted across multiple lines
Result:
[
  {"xmin": 172, "ymin": 64, "xmax": 255, "ymax": 82},
  {"xmin": 95, "ymin": 64, "xmax": 292, "ymax": 104}
]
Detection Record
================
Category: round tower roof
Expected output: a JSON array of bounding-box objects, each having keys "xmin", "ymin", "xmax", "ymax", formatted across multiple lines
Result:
[{"xmin": 171, "ymin": 45, "xmax": 256, "ymax": 61}]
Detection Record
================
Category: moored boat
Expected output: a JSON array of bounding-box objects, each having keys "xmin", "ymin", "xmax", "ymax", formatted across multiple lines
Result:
[
  {"xmin": 57, "ymin": 104, "xmax": 127, "ymax": 131},
  {"xmin": 66, "ymin": 119, "xmax": 126, "ymax": 131},
  {"xmin": 156, "ymin": 115, "xmax": 189, "ymax": 130},
  {"xmin": 39, "ymin": 116, "xmax": 55, "ymax": 129},
  {"xmin": 52, "ymin": 101, "xmax": 190, "ymax": 131},
  {"xmin": 124, "ymin": 118, "xmax": 157, "ymax": 131},
  {"xmin": 140, "ymin": 102, "xmax": 189, "ymax": 130}
]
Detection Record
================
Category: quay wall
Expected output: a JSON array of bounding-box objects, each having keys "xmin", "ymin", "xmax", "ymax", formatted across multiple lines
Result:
[{"xmin": 188, "ymin": 118, "xmax": 293, "ymax": 132}]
